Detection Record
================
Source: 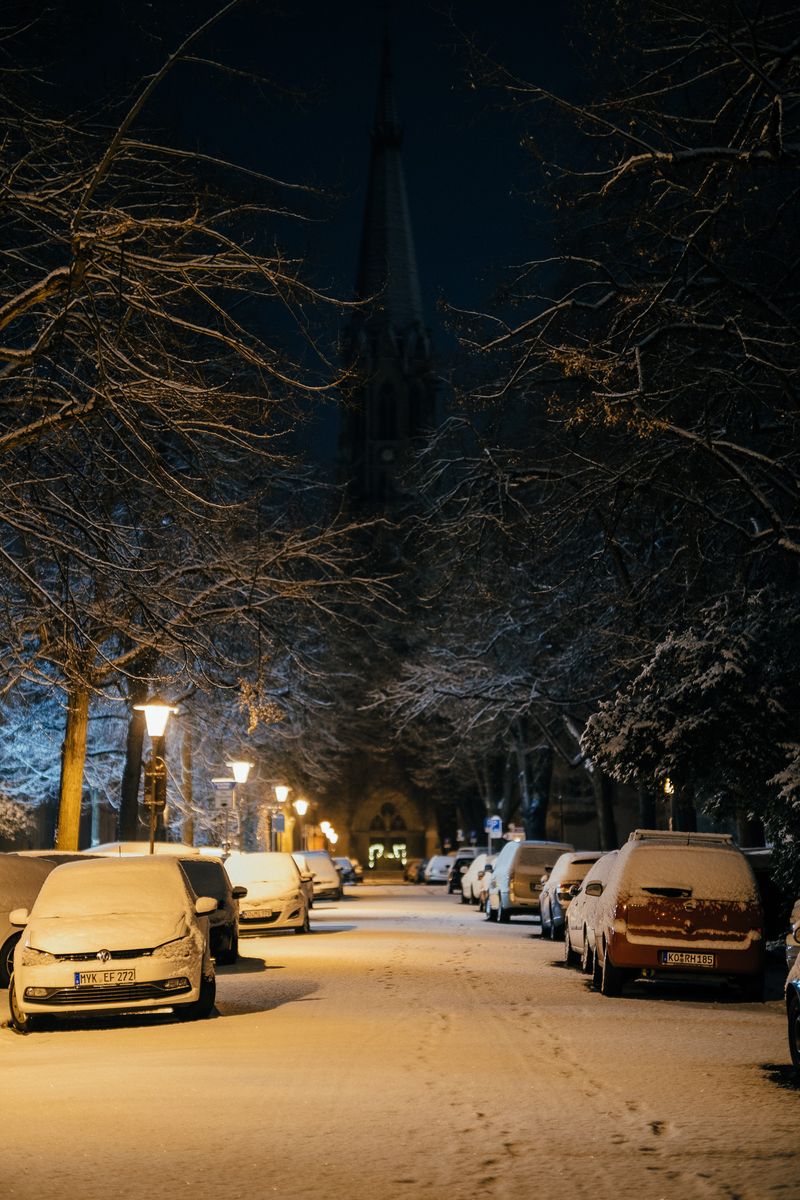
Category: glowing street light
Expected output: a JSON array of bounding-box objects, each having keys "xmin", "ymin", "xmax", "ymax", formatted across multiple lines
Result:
[
  {"xmin": 269, "ymin": 783, "xmax": 289, "ymax": 851},
  {"xmin": 227, "ymin": 760, "xmax": 254, "ymax": 850},
  {"xmin": 228, "ymin": 760, "xmax": 253, "ymax": 785},
  {"xmin": 293, "ymin": 797, "xmax": 309, "ymax": 850},
  {"xmin": 133, "ymin": 696, "xmax": 178, "ymax": 854}
]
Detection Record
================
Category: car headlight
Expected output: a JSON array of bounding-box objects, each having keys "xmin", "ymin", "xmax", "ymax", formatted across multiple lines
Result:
[
  {"xmin": 152, "ymin": 932, "xmax": 201, "ymax": 960},
  {"xmin": 20, "ymin": 946, "xmax": 57, "ymax": 967}
]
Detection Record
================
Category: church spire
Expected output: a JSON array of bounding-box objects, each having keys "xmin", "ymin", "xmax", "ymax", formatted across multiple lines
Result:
[
  {"xmin": 355, "ymin": 35, "xmax": 425, "ymax": 333},
  {"xmin": 341, "ymin": 37, "xmax": 436, "ymax": 510}
]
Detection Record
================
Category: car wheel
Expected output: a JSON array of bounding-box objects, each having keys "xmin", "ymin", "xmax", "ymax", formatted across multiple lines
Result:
[
  {"xmin": 1, "ymin": 933, "xmax": 19, "ymax": 988},
  {"xmin": 788, "ymin": 993, "xmax": 800, "ymax": 1069},
  {"xmin": 295, "ymin": 910, "xmax": 311, "ymax": 935},
  {"xmin": 460, "ymin": 889, "xmax": 469, "ymax": 905},
  {"xmin": 591, "ymin": 945, "xmax": 602, "ymax": 990},
  {"xmin": 9, "ymin": 975, "xmax": 36, "ymax": 1033},
  {"xmin": 178, "ymin": 973, "xmax": 216, "ymax": 1021},
  {"xmin": 215, "ymin": 927, "xmax": 238, "ymax": 966},
  {"xmin": 497, "ymin": 897, "xmax": 511, "ymax": 924},
  {"xmin": 485, "ymin": 896, "xmax": 497, "ymax": 922},
  {"xmin": 564, "ymin": 931, "xmax": 578, "ymax": 967},
  {"xmin": 580, "ymin": 931, "xmax": 593, "ymax": 976},
  {"xmin": 600, "ymin": 946, "xmax": 625, "ymax": 997},
  {"xmin": 540, "ymin": 907, "xmax": 550, "ymax": 939}
]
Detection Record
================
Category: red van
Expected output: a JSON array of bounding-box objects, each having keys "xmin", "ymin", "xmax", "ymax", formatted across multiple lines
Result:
[{"xmin": 591, "ymin": 831, "xmax": 764, "ymax": 999}]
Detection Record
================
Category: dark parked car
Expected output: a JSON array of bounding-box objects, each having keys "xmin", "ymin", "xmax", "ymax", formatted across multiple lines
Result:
[
  {"xmin": 334, "ymin": 857, "xmax": 358, "ymax": 885},
  {"xmin": 179, "ymin": 857, "xmax": 245, "ymax": 965},
  {"xmin": 1, "ymin": 854, "xmax": 57, "ymax": 987},
  {"xmin": 447, "ymin": 854, "xmax": 476, "ymax": 895}
]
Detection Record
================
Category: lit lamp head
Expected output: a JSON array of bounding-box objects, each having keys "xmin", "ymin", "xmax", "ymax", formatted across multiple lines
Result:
[
  {"xmin": 328, "ymin": 830, "xmax": 339, "ymax": 845},
  {"xmin": 319, "ymin": 820, "xmax": 331, "ymax": 836},
  {"xmin": 274, "ymin": 784, "xmax": 289, "ymax": 805},
  {"xmin": 293, "ymin": 798, "xmax": 309, "ymax": 817},
  {"xmin": 134, "ymin": 696, "xmax": 178, "ymax": 738},
  {"xmin": 228, "ymin": 760, "xmax": 253, "ymax": 785}
]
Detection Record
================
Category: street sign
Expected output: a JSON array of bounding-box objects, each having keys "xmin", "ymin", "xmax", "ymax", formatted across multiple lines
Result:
[
  {"xmin": 144, "ymin": 757, "xmax": 167, "ymax": 809},
  {"xmin": 484, "ymin": 815, "xmax": 503, "ymax": 837},
  {"xmin": 211, "ymin": 778, "xmax": 235, "ymax": 811}
]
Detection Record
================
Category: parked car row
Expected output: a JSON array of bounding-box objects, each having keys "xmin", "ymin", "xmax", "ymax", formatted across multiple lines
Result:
[
  {"xmin": 0, "ymin": 844, "xmax": 350, "ymax": 1033},
  {"xmin": 457, "ymin": 832, "xmax": 768, "ymax": 1000},
  {"xmin": 445, "ymin": 829, "xmax": 800, "ymax": 1065}
]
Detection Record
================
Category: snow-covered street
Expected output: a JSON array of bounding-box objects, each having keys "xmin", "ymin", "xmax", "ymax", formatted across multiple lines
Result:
[{"xmin": 1, "ymin": 883, "xmax": 796, "ymax": 1200}]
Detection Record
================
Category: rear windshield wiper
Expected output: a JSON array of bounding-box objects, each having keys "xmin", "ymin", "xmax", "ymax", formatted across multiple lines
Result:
[{"xmin": 640, "ymin": 887, "xmax": 693, "ymax": 898}]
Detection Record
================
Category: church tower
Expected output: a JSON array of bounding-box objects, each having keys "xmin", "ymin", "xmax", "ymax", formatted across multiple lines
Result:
[{"xmin": 341, "ymin": 37, "xmax": 437, "ymax": 509}]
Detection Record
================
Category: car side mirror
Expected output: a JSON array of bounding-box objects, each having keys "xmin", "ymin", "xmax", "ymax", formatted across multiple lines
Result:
[
  {"xmin": 793, "ymin": 927, "xmax": 800, "ymax": 945},
  {"xmin": 569, "ymin": 884, "xmax": 581, "ymax": 897},
  {"xmin": 9, "ymin": 908, "xmax": 29, "ymax": 927},
  {"xmin": 195, "ymin": 895, "xmax": 217, "ymax": 916},
  {"xmin": 584, "ymin": 881, "xmax": 604, "ymax": 897},
  {"xmin": 232, "ymin": 886, "xmax": 248, "ymax": 899}
]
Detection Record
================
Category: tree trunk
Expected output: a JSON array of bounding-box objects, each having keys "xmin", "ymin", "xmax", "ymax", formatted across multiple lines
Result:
[
  {"xmin": 526, "ymin": 745, "xmax": 553, "ymax": 839},
  {"xmin": 181, "ymin": 725, "xmax": 195, "ymax": 846},
  {"xmin": 591, "ymin": 769, "xmax": 618, "ymax": 850},
  {"xmin": 119, "ymin": 677, "xmax": 148, "ymax": 840},
  {"xmin": 55, "ymin": 680, "xmax": 90, "ymax": 850},
  {"xmin": 670, "ymin": 783, "xmax": 697, "ymax": 832},
  {"xmin": 638, "ymin": 784, "xmax": 657, "ymax": 829},
  {"xmin": 736, "ymin": 808, "xmax": 764, "ymax": 847}
]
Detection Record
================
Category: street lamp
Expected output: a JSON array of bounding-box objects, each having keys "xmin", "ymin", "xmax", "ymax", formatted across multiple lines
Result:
[
  {"xmin": 293, "ymin": 797, "xmax": 309, "ymax": 850},
  {"xmin": 133, "ymin": 696, "xmax": 178, "ymax": 854},
  {"xmin": 227, "ymin": 760, "xmax": 253, "ymax": 850},
  {"xmin": 270, "ymin": 783, "xmax": 289, "ymax": 851}
]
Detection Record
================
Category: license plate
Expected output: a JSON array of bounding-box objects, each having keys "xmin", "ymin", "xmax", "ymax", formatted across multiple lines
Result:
[
  {"xmin": 74, "ymin": 969, "xmax": 136, "ymax": 986},
  {"xmin": 247, "ymin": 909, "xmax": 273, "ymax": 919},
  {"xmin": 660, "ymin": 951, "xmax": 715, "ymax": 968}
]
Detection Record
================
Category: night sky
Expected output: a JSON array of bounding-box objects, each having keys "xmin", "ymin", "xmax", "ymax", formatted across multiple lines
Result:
[
  {"xmin": 22, "ymin": 0, "xmax": 579, "ymax": 460},
  {"xmin": 62, "ymin": 0, "xmax": 577, "ymax": 335}
]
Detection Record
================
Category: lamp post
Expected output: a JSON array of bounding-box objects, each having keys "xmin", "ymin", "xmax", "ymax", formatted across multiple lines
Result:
[
  {"xmin": 293, "ymin": 797, "xmax": 309, "ymax": 851},
  {"xmin": 272, "ymin": 784, "xmax": 289, "ymax": 851},
  {"xmin": 227, "ymin": 760, "xmax": 253, "ymax": 851},
  {"xmin": 133, "ymin": 696, "xmax": 178, "ymax": 854}
]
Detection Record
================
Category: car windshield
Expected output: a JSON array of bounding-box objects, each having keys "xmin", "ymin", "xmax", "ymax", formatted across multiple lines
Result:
[
  {"xmin": 179, "ymin": 860, "xmax": 226, "ymax": 899},
  {"xmin": 226, "ymin": 853, "xmax": 298, "ymax": 885},
  {"xmin": 564, "ymin": 858, "xmax": 601, "ymax": 884},
  {"xmin": 0, "ymin": 857, "xmax": 55, "ymax": 910},
  {"xmin": 517, "ymin": 846, "xmax": 570, "ymax": 868},
  {"xmin": 32, "ymin": 861, "xmax": 186, "ymax": 917}
]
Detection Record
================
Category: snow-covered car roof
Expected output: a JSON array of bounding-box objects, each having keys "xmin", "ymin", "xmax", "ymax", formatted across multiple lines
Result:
[
  {"xmin": 615, "ymin": 842, "xmax": 758, "ymax": 903},
  {"xmin": 29, "ymin": 857, "xmax": 193, "ymax": 918},
  {"xmin": 89, "ymin": 840, "xmax": 203, "ymax": 857}
]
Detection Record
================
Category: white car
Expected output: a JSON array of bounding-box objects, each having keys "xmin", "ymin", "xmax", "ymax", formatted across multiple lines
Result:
[
  {"xmin": 301, "ymin": 851, "xmax": 344, "ymax": 902},
  {"xmin": 225, "ymin": 852, "xmax": 310, "ymax": 934},
  {"xmin": 459, "ymin": 853, "xmax": 492, "ymax": 905},
  {"xmin": 564, "ymin": 851, "xmax": 619, "ymax": 973},
  {"xmin": 486, "ymin": 840, "xmax": 574, "ymax": 922},
  {"xmin": 423, "ymin": 855, "xmax": 455, "ymax": 884},
  {"xmin": 8, "ymin": 857, "xmax": 217, "ymax": 1032}
]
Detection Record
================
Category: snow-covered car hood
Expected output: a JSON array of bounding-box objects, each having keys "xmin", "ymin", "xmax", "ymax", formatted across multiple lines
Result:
[
  {"xmin": 26, "ymin": 911, "xmax": 190, "ymax": 954},
  {"xmin": 240, "ymin": 882, "xmax": 297, "ymax": 905}
]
